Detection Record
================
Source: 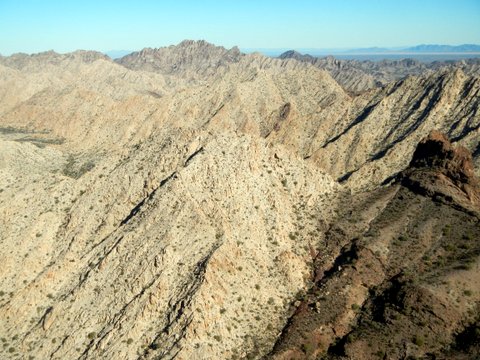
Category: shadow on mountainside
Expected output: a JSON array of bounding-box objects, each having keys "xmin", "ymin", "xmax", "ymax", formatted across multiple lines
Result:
[{"xmin": 267, "ymin": 131, "xmax": 480, "ymax": 360}]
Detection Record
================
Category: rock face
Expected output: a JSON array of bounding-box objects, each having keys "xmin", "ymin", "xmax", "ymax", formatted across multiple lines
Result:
[
  {"xmin": 403, "ymin": 130, "xmax": 480, "ymax": 210},
  {"xmin": 409, "ymin": 130, "xmax": 475, "ymax": 176},
  {"xmin": 0, "ymin": 41, "xmax": 479, "ymax": 359}
]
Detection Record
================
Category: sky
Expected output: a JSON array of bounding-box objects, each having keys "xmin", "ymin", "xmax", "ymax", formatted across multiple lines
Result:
[{"xmin": 0, "ymin": 0, "xmax": 479, "ymax": 55}]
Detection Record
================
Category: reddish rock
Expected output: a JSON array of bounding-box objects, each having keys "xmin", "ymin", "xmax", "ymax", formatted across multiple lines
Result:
[
  {"xmin": 410, "ymin": 130, "xmax": 476, "ymax": 181},
  {"xmin": 403, "ymin": 130, "xmax": 480, "ymax": 209}
]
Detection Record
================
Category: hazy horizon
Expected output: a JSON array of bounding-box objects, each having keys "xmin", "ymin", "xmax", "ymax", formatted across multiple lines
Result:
[
  {"xmin": 3, "ymin": 42, "xmax": 480, "ymax": 60},
  {"xmin": 1, "ymin": 0, "xmax": 479, "ymax": 56}
]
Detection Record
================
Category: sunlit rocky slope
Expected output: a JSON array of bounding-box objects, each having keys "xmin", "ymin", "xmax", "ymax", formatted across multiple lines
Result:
[
  {"xmin": 279, "ymin": 50, "xmax": 480, "ymax": 93},
  {"xmin": 0, "ymin": 41, "xmax": 479, "ymax": 359}
]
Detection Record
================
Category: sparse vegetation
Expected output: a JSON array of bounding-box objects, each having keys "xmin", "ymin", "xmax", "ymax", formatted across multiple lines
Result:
[
  {"xmin": 1, "ymin": 37, "xmax": 480, "ymax": 360},
  {"xmin": 301, "ymin": 342, "xmax": 314, "ymax": 355},
  {"xmin": 0, "ymin": 126, "xmax": 31, "ymax": 134},
  {"xmin": 63, "ymin": 154, "xmax": 95, "ymax": 179},
  {"xmin": 15, "ymin": 136, "xmax": 65, "ymax": 148},
  {"xmin": 413, "ymin": 335, "xmax": 424, "ymax": 346}
]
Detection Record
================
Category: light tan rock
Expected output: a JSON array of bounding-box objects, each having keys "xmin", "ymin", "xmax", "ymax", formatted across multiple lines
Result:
[{"xmin": 0, "ymin": 40, "xmax": 479, "ymax": 359}]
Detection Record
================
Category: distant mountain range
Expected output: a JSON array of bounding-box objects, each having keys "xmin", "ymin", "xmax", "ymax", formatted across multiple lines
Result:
[
  {"xmin": 103, "ymin": 44, "xmax": 480, "ymax": 60},
  {"xmin": 104, "ymin": 49, "xmax": 133, "ymax": 59},
  {"xmin": 404, "ymin": 44, "xmax": 480, "ymax": 53},
  {"xmin": 347, "ymin": 44, "xmax": 480, "ymax": 54}
]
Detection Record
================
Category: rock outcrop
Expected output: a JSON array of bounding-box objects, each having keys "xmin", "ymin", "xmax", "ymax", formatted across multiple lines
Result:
[{"xmin": 403, "ymin": 130, "xmax": 480, "ymax": 211}]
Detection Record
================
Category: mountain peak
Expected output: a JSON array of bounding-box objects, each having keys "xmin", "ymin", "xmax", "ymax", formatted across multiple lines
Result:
[
  {"xmin": 278, "ymin": 50, "xmax": 314, "ymax": 61},
  {"xmin": 175, "ymin": 39, "xmax": 242, "ymax": 56},
  {"xmin": 177, "ymin": 39, "xmax": 213, "ymax": 48},
  {"xmin": 116, "ymin": 40, "xmax": 243, "ymax": 78}
]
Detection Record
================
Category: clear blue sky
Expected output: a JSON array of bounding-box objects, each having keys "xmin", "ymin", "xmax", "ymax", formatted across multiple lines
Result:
[{"xmin": 0, "ymin": 0, "xmax": 479, "ymax": 55}]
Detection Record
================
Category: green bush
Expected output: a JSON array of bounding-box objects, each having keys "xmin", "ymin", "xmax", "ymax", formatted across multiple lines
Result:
[
  {"xmin": 413, "ymin": 335, "xmax": 424, "ymax": 346},
  {"xmin": 301, "ymin": 343, "xmax": 314, "ymax": 354}
]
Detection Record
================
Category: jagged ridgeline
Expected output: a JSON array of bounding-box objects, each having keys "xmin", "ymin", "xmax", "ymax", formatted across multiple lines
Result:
[{"xmin": 0, "ymin": 41, "xmax": 479, "ymax": 360}]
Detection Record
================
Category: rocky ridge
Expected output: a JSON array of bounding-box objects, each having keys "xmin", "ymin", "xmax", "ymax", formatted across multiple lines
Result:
[
  {"xmin": 1, "ymin": 43, "xmax": 479, "ymax": 191},
  {"xmin": 0, "ymin": 50, "xmax": 109, "ymax": 70},
  {"xmin": 0, "ymin": 40, "xmax": 479, "ymax": 359},
  {"xmin": 279, "ymin": 50, "xmax": 480, "ymax": 93}
]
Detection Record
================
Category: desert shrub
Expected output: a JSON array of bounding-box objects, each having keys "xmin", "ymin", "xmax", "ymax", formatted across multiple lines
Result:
[
  {"xmin": 413, "ymin": 335, "xmax": 424, "ymax": 346},
  {"xmin": 63, "ymin": 155, "xmax": 95, "ymax": 179},
  {"xmin": 301, "ymin": 342, "xmax": 314, "ymax": 354}
]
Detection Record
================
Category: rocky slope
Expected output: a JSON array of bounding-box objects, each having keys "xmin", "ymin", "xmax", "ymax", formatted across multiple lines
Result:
[
  {"xmin": 279, "ymin": 50, "xmax": 480, "ymax": 93},
  {"xmin": 269, "ymin": 131, "xmax": 480, "ymax": 360},
  {"xmin": 0, "ymin": 129, "xmax": 339, "ymax": 359},
  {"xmin": 312, "ymin": 68, "xmax": 480, "ymax": 191},
  {"xmin": 1, "ymin": 44, "xmax": 479, "ymax": 191},
  {"xmin": 0, "ymin": 41, "xmax": 479, "ymax": 359}
]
